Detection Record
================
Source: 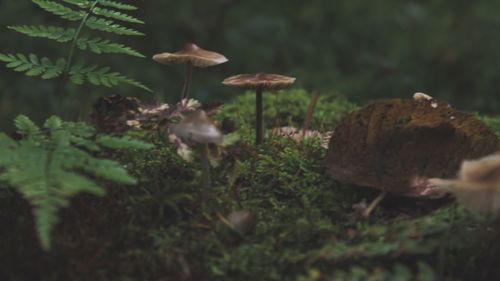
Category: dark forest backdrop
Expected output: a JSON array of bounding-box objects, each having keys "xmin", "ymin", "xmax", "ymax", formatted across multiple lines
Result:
[{"xmin": 1, "ymin": 0, "xmax": 500, "ymax": 130}]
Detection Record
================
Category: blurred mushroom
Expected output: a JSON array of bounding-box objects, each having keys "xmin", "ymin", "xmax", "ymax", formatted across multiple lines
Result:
[
  {"xmin": 429, "ymin": 152, "xmax": 500, "ymax": 215},
  {"xmin": 153, "ymin": 43, "xmax": 228, "ymax": 100},
  {"xmin": 171, "ymin": 110, "xmax": 222, "ymax": 193},
  {"xmin": 222, "ymin": 73, "xmax": 296, "ymax": 144},
  {"xmin": 227, "ymin": 210, "xmax": 255, "ymax": 236}
]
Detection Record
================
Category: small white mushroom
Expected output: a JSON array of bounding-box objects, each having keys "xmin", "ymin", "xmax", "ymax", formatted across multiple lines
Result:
[
  {"xmin": 170, "ymin": 110, "xmax": 222, "ymax": 145},
  {"xmin": 413, "ymin": 92, "xmax": 433, "ymax": 101},
  {"xmin": 227, "ymin": 210, "xmax": 255, "ymax": 236},
  {"xmin": 170, "ymin": 110, "xmax": 222, "ymax": 196}
]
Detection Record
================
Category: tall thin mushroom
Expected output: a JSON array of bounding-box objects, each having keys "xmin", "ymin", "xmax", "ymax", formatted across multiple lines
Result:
[
  {"xmin": 222, "ymin": 73, "xmax": 296, "ymax": 144},
  {"xmin": 170, "ymin": 110, "xmax": 223, "ymax": 199},
  {"xmin": 153, "ymin": 43, "xmax": 228, "ymax": 100}
]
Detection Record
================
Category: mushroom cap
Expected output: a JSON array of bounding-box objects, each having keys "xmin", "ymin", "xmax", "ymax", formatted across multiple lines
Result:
[
  {"xmin": 152, "ymin": 43, "xmax": 228, "ymax": 68},
  {"xmin": 222, "ymin": 73, "xmax": 296, "ymax": 91},
  {"xmin": 170, "ymin": 110, "xmax": 223, "ymax": 144},
  {"xmin": 325, "ymin": 96, "xmax": 500, "ymax": 197}
]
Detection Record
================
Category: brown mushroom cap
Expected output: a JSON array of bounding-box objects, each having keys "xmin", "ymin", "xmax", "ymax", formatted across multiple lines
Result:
[
  {"xmin": 325, "ymin": 97, "xmax": 500, "ymax": 197},
  {"xmin": 153, "ymin": 43, "xmax": 228, "ymax": 68},
  {"xmin": 222, "ymin": 73, "xmax": 296, "ymax": 91}
]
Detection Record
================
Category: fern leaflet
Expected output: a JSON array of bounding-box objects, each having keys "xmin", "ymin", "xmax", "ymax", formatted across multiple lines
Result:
[
  {"xmin": 86, "ymin": 16, "xmax": 144, "ymax": 36},
  {"xmin": 92, "ymin": 7, "xmax": 144, "ymax": 24},
  {"xmin": 69, "ymin": 61, "xmax": 151, "ymax": 91},
  {"xmin": 8, "ymin": 25, "xmax": 75, "ymax": 43},
  {"xmin": 0, "ymin": 53, "xmax": 66, "ymax": 79},
  {"xmin": 32, "ymin": 0, "xmax": 84, "ymax": 21},
  {"xmin": 61, "ymin": 0, "xmax": 91, "ymax": 9},
  {"xmin": 77, "ymin": 35, "xmax": 144, "ymax": 57},
  {"xmin": 0, "ymin": 115, "xmax": 153, "ymax": 250},
  {"xmin": 98, "ymin": 0, "xmax": 138, "ymax": 11}
]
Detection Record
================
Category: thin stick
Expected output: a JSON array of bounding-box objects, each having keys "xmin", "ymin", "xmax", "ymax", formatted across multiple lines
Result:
[
  {"xmin": 302, "ymin": 92, "xmax": 318, "ymax": 136},
  {"xmin": 256, "ymin": 87, "xmax": 263, "ymax": 145},
  {"xmin": 181, "ymin": 62, "xmax": 194, "ymax": 100},
  {"xmin": 362, "ymin": 191, "xmax": 387, "ymax": 218}
]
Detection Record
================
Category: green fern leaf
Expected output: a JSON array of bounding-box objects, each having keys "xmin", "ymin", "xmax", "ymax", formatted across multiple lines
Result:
[
  {"xmin": 69, "ymin": 61, "xmax": 151, "ymax": 91},
  {"xmin": 15, "ymin": 115, "xmax": 42, "ymax": 136},
  {"xmin": 0, "ymin": 115, "xmax": 153, "ymax": 250},
  {"xmin": 96, "ymin": 135, "xmax": 154, "ymax": 150},
  {"xmin": 0, "ymin": 133, "xmax": 17, "ymax": 166},
  {"xmin": 8, "ymin": 25, "xmax": 75, "ymax": 43},
  {"xmin": 98, "ymin": 0, "xmax": 137, "ymax": 11},
  {"xmin": 77, "ymin": 155, "xmax": 137, "ymax": 184},
  {"xmin": 0, "ymin": 53, "xmax": 66, "ymax": 79},
  {"xmin": 86, "ymin": 16, "xmax": 144, "ymax": 36},
  {"xmin": 61, "ymin": 0, "xmax": 91, "ymax": 9},
  {"xmin": 77, "ymin": 35, "xmax": 144, "ymax": 57},
  {"xmin": 92, "ymin": 7, "xmax": 144, "ymax": 24},
  {"xmin": 32, "ymin": 0, "xmax": 84, "ymax": 21},
  {"xmin": 2, "ymin": 1, "xmax": 148, "ymax": 93}
]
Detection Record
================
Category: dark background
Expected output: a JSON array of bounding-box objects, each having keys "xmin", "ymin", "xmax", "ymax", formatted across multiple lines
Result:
[{"xmin": 1, "ymin": 0, "xmax": 500, "ymax": 131}]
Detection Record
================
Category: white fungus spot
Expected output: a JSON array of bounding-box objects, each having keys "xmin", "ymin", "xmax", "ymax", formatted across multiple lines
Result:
[{"xmin": 413, "ymin": 92, "xmax": 433, "ymax": 101}]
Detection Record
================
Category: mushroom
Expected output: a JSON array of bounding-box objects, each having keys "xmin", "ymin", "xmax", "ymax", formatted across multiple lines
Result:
[
  {"xmin": 227, "ymin": 210, "xmax": 256, "ymax": 236},
  {"xmin": 153, "ymin": 43, "xmax": 228, "ymax": 100},
  {"xmin": 170, "ymin": 110, "xmax": 223, "ymax": 194},
  {"xmin": 429, "ymin": 152, "xmax": 500, "ymax": 215},
  {"xmin": 325, "ymin": 94, "xmax": 500, "ymax": 218},
  {"xmin": 222, "ymin": 73, "xmax": 296, "ymax": 144}
]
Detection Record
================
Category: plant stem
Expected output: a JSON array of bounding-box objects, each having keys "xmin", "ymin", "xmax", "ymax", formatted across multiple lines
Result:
[
  {"xmin": 302, "ymin": 92, "xmax": 318, "ymax": 136},
  {"xmin": 55, "ymin": 0, "xmax": 99, "ymax": 112},
  {"xmin": 362, "ymin": 191, "xmax": 387, "ymax": 218},
  {"xmin": 181, "ymin": 61, "xmax": 194, "ymax": 100},
  {"xmin": 201, "ymin": 144, "xmax": 211, "ymax": 198},
  {"xmin": 256, "ymin": 86, "xmax": 263, "ymax": 145},
  {"xmin": 65, "ymin": 1, "xmax": 100, "ymax": 72}
]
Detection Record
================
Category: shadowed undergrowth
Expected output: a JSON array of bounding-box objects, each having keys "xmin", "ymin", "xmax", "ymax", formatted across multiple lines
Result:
[{"xmin": 0, "ymin": 90, "xmax": 499, "ymax": 281}]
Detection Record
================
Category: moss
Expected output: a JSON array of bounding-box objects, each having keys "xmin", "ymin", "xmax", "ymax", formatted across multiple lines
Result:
[
  {"xmin": 219, "ymin": 89, "xmax": 358, "ymax": 131},
  {"xmin": 479, "ymin": 115, "xmax": 500, "ymax": 136},
  {"xmin": 1, "ymin": 93, "xmax": 500, "ymax": 281}
]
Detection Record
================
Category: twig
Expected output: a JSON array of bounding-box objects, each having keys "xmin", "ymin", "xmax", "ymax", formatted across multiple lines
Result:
[{"xmin": 302, "ymin": 92, "xmax": 318, "ymax": 136}]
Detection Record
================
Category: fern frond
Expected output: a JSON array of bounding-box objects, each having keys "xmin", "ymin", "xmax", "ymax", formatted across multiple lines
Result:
[
  {"xmin": 15, "ymin": 115, "xmax": 42, "ymax": 136},
  {"xmin": 77, "ymin": 35, "xmax": 144, "ymax": 57},
  {"xmin": 92, "ymin": 7, "xmax": 144, "ymax": 24},
  {"xmin": 98, "ymin": 0, "xmax": 137, "ymax": 11},
  {"xmin": 0, "ymin": 115, "xmax": 153, "ymax": 250},
  {"xmin": 61, "ymin": 0, "xmax": 91, "ymax": 9},
  {"xmin": 0, "ymin": 133, "xmax": 18, "ymax": 166},
  {"xmin": 2, "ymin": 1, "xmax": 148, "ymax": 92},
  {"xmin": 69, "ymin": 151, "xmax": 137, "ymax": 184},
  {"xmin": 69, "ymin": 61, "xmax": 151, "ymax": 91},
  {"xmin": 86, "ymin": 16, "xmax": 144, "ymax": 36},
  {"xmin": 8, "ymin": 25, "xmax": 75, "ymax": 43},
  {"xmin": 96, "ymin": 135, "xmax": 154, "ymax": 150},
  {"xmin": 32, "ymin": 0, "xmax": 84, "ymax": 21},
  {"xmin": 0, "ymin": 53, "xmax": 66, "ymax": 79}
]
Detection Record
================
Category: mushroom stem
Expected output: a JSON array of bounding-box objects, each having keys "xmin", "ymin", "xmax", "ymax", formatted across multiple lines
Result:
[
  {"xmin": 181, "ymin": 61, "xmax": 194, "ymax": 100},
  {"xmin": 201, "ymin": 143, "xmax": 211, "ymax": 192},
  {"xmin": 256, "ymin": 86, "xmax": 263, "ymax": 145},
  {"xmin": 362, "ymin": 191, "xmax": 387, "ymax": 218}
]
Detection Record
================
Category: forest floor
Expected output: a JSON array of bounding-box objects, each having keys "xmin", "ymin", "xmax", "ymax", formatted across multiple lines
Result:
[{"xmin": 1, "ymin": 90, "xmax": 499, "ymax": 281}]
